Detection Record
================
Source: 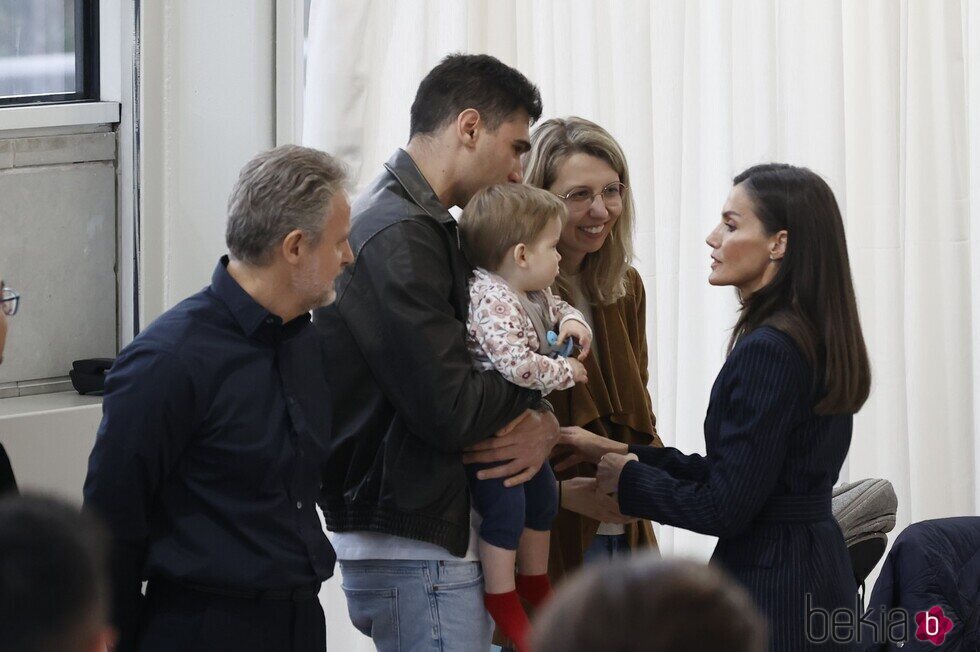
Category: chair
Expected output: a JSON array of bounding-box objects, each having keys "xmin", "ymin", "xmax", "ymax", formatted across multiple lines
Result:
[
  {"xmin": 862, "ymin": 517, "xmax": 980, "ymax": 650},
  {"xmin": 832, "ymin": 478, "xmax": 898, "ymax": 607}
]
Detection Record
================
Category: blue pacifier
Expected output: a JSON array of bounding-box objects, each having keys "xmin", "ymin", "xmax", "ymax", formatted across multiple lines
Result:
[{"xmin": 546, "ymin": 330, "xmax": 576, "ymax": 358}]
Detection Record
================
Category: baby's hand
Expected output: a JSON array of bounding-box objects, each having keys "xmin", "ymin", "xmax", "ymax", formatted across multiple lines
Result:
[
  {"xmin": 559, "ymin": 319, "xmax": 592, "ymax": 361},
  {"xmin": 568, "ymin": 357, "xmax": 588, "ymax": 384}
]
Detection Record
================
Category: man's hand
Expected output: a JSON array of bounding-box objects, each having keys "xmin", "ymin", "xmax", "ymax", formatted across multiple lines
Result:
[
  {"xmin": 560, "ymin": 477, "xmax": 636, "ymax": 524},
  {"xmin": 558, "ymin": 319, "xmax": 592, "ymax": 361},
  {"xmin": 462, "ymin": 408, "xmax": 560, "ymax": 487}
]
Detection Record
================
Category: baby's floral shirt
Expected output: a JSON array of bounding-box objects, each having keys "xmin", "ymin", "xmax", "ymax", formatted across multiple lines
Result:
[{"xmin": 466, "ymin": 267, "xmax": 591, "ymax": 395}]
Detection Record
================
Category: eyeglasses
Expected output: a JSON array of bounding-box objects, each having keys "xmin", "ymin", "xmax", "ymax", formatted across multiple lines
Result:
[
  {"xmin": 1, "ymin": 285, "xmax": 20, "ymax": 316},
  {"xmin": 556, "ymin": 182, "xmax": 627, "ymax": 210}
]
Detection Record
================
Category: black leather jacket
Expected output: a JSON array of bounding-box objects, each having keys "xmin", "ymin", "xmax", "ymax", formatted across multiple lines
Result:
[{"xmin": 314, "ymin": 149, "xmax": 540, "ymax": 556}]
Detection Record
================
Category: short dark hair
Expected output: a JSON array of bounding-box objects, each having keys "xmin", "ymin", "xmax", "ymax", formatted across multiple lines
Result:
[
  {"xmin": 730, "ymin": 163, "xmax": 871, "ymax": 415},
  {"xmin": 409, "ymin": 53, "xmax": 543, "ymax": 138},
  {"xmin": 0, "ymin": 495, "xmax": 110, "ymax": 652},
  {"xmin": 532, "ymin": 556, "xmax": 767, "ymax": 652}
]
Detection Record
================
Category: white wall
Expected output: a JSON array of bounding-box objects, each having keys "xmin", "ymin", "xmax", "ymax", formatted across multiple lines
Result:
[
  {"xmin": 0, "ymin": 395, "xmax": 102, "ymax": 501},
  {"xmin": 138, "ymin": 0, "xmax": 277, "ymax": 326}
]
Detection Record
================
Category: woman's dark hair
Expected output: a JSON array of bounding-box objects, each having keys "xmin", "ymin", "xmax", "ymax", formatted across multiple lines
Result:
[
  {"xmin": 730, "ymin": 163, "xmax": 871, "ymax": 415},
  {"xmin": 409, "ymin": 53, "xmax": 543, "ymax": 138},
  {"xmin": 532, "ymin": 556, "xmax": 767, "ymax": 652}
]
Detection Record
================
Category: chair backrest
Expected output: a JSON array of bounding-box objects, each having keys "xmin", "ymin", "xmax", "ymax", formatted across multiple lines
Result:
[
  {"xmin": 833, "ymin": 478, "xmax": 897, "ymax": 604},
  {"xmin": 832, "ymin": 478, "xmax": 897, "ymax": 545},
  {"xmin": 847, "ymin": 532, "xmax": 888, "ymax": 587}
]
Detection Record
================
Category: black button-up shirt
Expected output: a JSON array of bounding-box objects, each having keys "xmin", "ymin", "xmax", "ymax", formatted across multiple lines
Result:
[{"xmin": 84, "ymin": 257, "xmax": 334, "ymax": 645}]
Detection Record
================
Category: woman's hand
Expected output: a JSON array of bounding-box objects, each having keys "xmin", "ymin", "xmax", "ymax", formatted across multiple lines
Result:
[
  {"xmin": 551, "ymin": 426, "xmax": 629, "ymax": 472},
  {"xmin": 560, "ymin": 477, "xmax": 636, "ymax": 524},
  {"xmin": 596, "ymin": 452, "xmax": 639, "ymax": 494}
]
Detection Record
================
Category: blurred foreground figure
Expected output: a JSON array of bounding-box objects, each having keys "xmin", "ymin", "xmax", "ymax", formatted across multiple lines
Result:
[
  {"xmin": 532, "ymin": 555, "xmax": 767, "ymax": 652},
  {"xmin": 0, "ymin": 494, "xmax": 114, "ymax": 652}
]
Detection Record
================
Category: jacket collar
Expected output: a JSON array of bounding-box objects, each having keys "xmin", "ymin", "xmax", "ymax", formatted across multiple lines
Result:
[{"xmin": 383, "ymin": 148, "xmax": 456, "ymax": 226}]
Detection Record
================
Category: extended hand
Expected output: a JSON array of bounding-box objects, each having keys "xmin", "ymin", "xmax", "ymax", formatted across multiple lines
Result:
[
  {"xmin": 561, "ymin": 477, "xmax": 636, "ymax": 524},
  {"xmin": 551, "ymin": 426, "xmax": 629, "ymax": 473},
  {"xmin": 462, "ymin": 408, "xmax": 560, "ymax": 487},
  {"xmin": 596, "ymin": 452, "xmax": 638, "ymax": 494}
]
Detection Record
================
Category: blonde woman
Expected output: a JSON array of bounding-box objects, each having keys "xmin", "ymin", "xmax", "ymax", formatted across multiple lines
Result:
[{"xmin": 523, "ymin": 117, "xmax": 663, "ymax": 576}]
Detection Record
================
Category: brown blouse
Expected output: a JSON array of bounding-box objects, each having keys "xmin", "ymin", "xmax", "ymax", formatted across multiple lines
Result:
[{"xmin": 547, "ymin": 266, "xmax": 664, "ymax": 581}]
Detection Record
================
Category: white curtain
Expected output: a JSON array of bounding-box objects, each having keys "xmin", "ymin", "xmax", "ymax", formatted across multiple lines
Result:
[{"xmin": 304, "ymin": 0, "xmax": 980, "ymax": 647}]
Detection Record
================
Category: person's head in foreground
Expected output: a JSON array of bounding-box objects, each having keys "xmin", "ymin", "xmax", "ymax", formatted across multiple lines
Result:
[
  {"xmin": 0, "ymin": 495, "xmax": 113, "ymax": 652},
  {"xmin": 707, "ymin": 163, "xmax": 870, "ymax": 414},
  {"xmin": 225, "ymin": 144, "xmax": 353, "ymax": 316},
  {"xmin": 531, "ymin": 556, "xmax": 767, "ymax": 652}
]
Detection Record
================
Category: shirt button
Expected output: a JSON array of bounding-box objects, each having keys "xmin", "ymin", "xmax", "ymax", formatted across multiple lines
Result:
[
  {"xmin": 266, "ymin": 317, "xmax": 274, "ymax": 324},
  {"xmin": 296, "ymin": 501, "xmax": 303, "ymax": 509}
]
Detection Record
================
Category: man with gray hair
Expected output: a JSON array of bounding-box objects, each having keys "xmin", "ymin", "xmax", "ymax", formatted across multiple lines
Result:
[{"xmin": 84, "ymin": 145, "xmax": 353, "ymax": 652}]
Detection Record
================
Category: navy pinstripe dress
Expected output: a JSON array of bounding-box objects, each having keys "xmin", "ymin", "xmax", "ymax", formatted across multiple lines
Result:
[{"xmin": 618, "ymin": 326, "xmax": 857, "ymax": 651}]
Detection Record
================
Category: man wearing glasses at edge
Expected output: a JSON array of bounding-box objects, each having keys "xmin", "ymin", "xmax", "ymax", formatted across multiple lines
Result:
[
  {"xmin": 1, "ymin": 280, "xmax": 21, "ymax": 495},
  {"xmin": 0, "ymin": 280, "xmax": 18, "ymax": 362}
]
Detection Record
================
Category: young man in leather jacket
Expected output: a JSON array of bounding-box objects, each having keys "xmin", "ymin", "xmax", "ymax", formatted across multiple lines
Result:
[{"xmin": 314, "ymin": 54, "xmax": 558, "ymax": 650}]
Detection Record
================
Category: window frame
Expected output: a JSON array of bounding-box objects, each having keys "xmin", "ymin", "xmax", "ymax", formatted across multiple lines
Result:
[{"xmin": 0, "ymin": 0, "xmax": 101, "ymax": 108}]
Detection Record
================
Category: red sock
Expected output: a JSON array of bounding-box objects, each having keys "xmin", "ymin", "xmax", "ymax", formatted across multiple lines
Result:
[
  {"xmin": 484, "ymin": 590, "xmax": 531, "ymax": 652},
  {"xmin": 516, "ymin": 573, "xmax": 552, "ymax": 608}
]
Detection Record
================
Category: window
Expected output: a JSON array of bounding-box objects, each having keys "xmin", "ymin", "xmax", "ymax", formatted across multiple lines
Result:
[{"xmin": 0, "ymin": 0, "xmax": 99, "ymax": 106}]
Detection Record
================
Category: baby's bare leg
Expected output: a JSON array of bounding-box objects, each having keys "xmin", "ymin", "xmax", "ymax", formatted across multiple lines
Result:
[
  {"xmin": 516, "ymin": 527, "xmax": 550, "ymax": 576},
  {"xmin": 480, "ymin": 538, "xmax": 517, "ymax": 594}
]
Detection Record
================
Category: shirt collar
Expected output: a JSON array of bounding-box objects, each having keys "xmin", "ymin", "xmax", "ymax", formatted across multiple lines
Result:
[
  {"xmin": 211, "ymin": 255, "xmax": 281, "ymax": 337},
  {"xmin": 383, "ymin": 148, "xmax": 457, "ymax": 226}
]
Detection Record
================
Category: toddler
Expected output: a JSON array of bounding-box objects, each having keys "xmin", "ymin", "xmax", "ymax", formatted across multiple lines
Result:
[{"xmin": 459, "ymin": 183, "xmax": 592, "ymax": 652}]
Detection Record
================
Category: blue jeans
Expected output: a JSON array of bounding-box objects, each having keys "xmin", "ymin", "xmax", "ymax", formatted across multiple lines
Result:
[
  {"xmin": 582, "ymin": 533, "xmax": 631, "ymax": 565},
  {"xmin": 339, "ymin": 559, "xmax": 493, "ymax": 651}
]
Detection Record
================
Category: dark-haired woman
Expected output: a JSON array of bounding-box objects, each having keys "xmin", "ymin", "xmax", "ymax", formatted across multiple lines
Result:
[{"xmin": 563, "ymin": 164, "xmax": 871, "ymax": 651}]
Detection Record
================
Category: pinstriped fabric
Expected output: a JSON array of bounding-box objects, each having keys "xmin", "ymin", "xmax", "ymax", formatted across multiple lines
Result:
[{"xmin": 619, "ymin": 327, "xmax": 858, "ymax": 651}]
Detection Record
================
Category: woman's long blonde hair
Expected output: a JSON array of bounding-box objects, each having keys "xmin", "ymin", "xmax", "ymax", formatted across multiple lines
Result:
[{"xmin": 523, "ymin": 117, "xmax": 636, "ymax": 305}]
